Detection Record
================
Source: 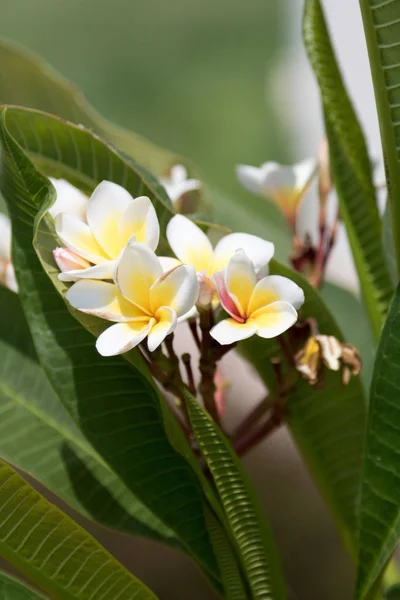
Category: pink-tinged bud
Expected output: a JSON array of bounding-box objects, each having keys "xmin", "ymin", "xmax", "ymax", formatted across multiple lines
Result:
[
  {"xmin": 196, "ymin": 273, "xmax": 214, "ymax": 309},
  {"xmin": 53, "ymin": 247, "xmax": 90, "ymax": 273},
  {"xmin": 318, "ymin": 137, "xmax": 332, "ymax": 205},
  {"xmin": 214, "ymin": 368, "xmax": 230, "ymax": 417}
]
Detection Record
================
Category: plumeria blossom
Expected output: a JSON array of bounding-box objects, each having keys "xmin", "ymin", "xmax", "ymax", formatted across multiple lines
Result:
[
  {"xmin": 66, "ymin": 241, "xmax": 199, "ymax": 356},
  {"xmin": 0, "ymin": 214, "xmax": 18, "ymax": 293},
  {"xmin": 54, "ymin": 180, "xmax": 159, "ymax": 281},
  {"xmin": 210, "ymin": 250, "xmax": 304, "ymax": 344},
  {"xmin": 48, "ymin": 178, "xmax": 89, "ymax": 220},
  {"xmin": 160, "ymin": 164, "xmax": 201, "ymax": 208},
  {"xmin": 236, "ymin": 158, "xmax": 317, "ymax": 227},
  {"xmin": 167, "ymin": 214, "xmax": 275, "ymax": 282}
]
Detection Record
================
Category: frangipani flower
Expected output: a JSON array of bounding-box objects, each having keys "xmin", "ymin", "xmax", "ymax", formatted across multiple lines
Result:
[
  {"xmin": 160, "ymin": 164, "xmax": 201, "ymax": 207},
  {"xmin": 55, "ymin": 181, "xmax": 159, "ymax": 281},
  {"xmin": 236, "ymin": 158, "xmax": 317, "ymax": 227},
  {"xmin": 210, "ymin": 250, "xmax": 304, "ymax": 344},
  {"xmin": 0, "ymin": 214, "xmax": 18, "ymax": 293},
  {"xmin": 48, "ymin": 178, "xmax": 89, "ymax": 220},
  {"xmin": 166, "ymin": 214, "xmax": 274, "ymax": 279},
  {"xmin": 66, "ymin": 241, "xmax": 199, "ymax": 356}
]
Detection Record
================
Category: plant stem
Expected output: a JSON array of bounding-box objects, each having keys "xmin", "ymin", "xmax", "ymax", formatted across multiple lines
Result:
[
  {"xmin": 234, "ymin": 407, "xmax": 283, "ymax": 456},
  {"xmin": 198, "ymin": 308, "xmax": 219, "ymax": 424},
  {"xmin": 182, "ymin": 352, "xmax": 196, "ymax": 396},
  {"xmin": 188, "ymin": 319, "xmax": 201, "ymax": 350},
  {"xmin": 231, "ymin": 395, "xmax": 273, "ymax": 441}
]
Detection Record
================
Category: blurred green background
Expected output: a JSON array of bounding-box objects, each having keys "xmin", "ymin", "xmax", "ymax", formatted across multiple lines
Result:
[{"xmin": 0, "ymin": 0, "xmax": 288, "ymax": 202}]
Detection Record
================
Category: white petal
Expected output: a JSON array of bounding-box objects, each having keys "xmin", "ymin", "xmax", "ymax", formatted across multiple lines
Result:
[
  {"xmin": 96, "ymin": 321, "xmax": 152, "ymax": 356},
  {"xmin": 251, "ymin": 301, "xmax": 298, "ymax": 338},
  {"xmin": 86, "ymin": 181, "xmax": 134, "ymax": 259},
  {"xmin": 293, "ymin": 158, "xmax": 317, "ymax": 191},
  {"xmin": 48, "ymin": 178, "xmax": 89, "ymax": 220},
  {"xmin": 119, "ymin": 196, "xmax": 160, "ymax": 251},
  {"xmin": 147, "ymin": 306, "xmax": 177, "ymax": 352},
  {"xmin": 236, "ymin": 165, "xmax": 266, "ymax": 196},
  {"xmin": 166, "ymin": 215, "xmax": 214, "ymax": 273},
  {"xmin": 213, "ymin": 232, "xmax": 274, "ymax": 274},
  {"xmin": 55, "ymin": 213, "xmax": 106, "ymax": 264},
  {"xmin": 0, "ymin": 214, "xmax": 11, "ymax": 262},
  {"xmin": 53, "ymin": 247, "xmax": 91, "ymax": 273},
  {"xmin": 210, "ymin": 318, "xmax": 257, "ymax": 345},
  {"xmin": 260, "ymin": 161, "xmax": 297, "ymax": 194},
  {"xmin": 158, "ymin": 256, "xmax": 182, "ymax": 272},
  {"xmin": 224, "ymin": 250, "xmax": 256, "ymax": 316},
  {"xmin": 66, "ymin": 280, "xmax": 146, "ymax": 321},
  {"xmin": 58, "ymin": 260, "xmax": 115, "ymax": 282},
  {"xmin": 115, "ymin": 241, "xmax": 162, "ymax": 313},
  {"xmin": 177, "ymin": 306, "xmax": 198, "ymax": 323},
  {"xmin": 150, "ymin": 264, "xmax": 199, "ymax": 318},
  {"xmin": 5, "ymin": 263, "xmax": 18, "ymax": 293},
  {"xmin": 170, "ymin": 164, "xmax": 188, "ymax": 184},
  {"xmin": 248, "ymin": 275, "xmax": 304, "ymax": 314}
]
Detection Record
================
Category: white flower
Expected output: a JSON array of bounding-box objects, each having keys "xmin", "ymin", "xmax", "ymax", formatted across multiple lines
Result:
[
  {"xmin": 166, "ymin": 214, "xmax": 274, "ymax": 278},
  {"xmin": 0, "ymin": 214, "xmax": 18, "ymax": 293},
  {"xmin": 53, "ymin": 247, "xmax": 91, "ymax": 273},
  {"xmin": 66, "ymin": 241, "xmax": 199, "ymax": 356},
  {"xmin": 48, "ymin": 178, "xmax": 89, "ymax": 220},
  {"xmin": 160, "ymin": 165, "xmax": 201, "ymax": 206},
  {"xmin": 236, "ymin": 158, "xmax": 317, "ymax": 226},
  {"xmin": 55, "ymin": 181, "xmax": 159, "ymax": 281},
  {"xmin": 210, "ymin": 250, "xmax": 304, "ymax": 345}
]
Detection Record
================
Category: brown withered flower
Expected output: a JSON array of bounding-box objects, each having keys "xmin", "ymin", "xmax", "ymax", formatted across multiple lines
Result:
[{"xmin": 294, "ymin": 334, "xmax": 361, "ymax": 386}]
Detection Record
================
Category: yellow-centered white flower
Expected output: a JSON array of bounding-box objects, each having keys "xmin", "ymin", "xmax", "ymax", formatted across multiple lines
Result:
[
  {"xmin": 160, "ymin": 165, "xmax": 201, "ymax": 206},
  {"xmin": 66, "ymin": 241, "xmax": 199, "ymax": 356},
  {"xmin": 211, "ymin": 250, "xmax": 304, "ymax": 345},
  {"xmin": 166, "ymin": 214, "xmax": 274, "ymax": 279},
  {"xmin": 236, "ymin": 158, "xmax": 316, "ymax": 224},
  {"xmin": 48, "ymin": 178, "xmax": 89, "ymax": 220},
  {"xmin": 55, "ymin": 181, "xmax": 160, "ymax": 282},
  {"xmin": 0, "ymin": 214, "xmax": 18, "ymax": 293}
]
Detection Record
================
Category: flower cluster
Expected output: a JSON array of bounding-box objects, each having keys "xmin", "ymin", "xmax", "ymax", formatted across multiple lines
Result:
[{"xmin": 50, "ymin": 177, "xmax": 304, "ymax": 356}]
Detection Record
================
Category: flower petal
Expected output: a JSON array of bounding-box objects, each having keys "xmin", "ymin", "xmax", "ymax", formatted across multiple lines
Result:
[
  {"xmin": 293, "ymin": 158, "xmax": 317, "ymax": 192},
  {"xmin": 147, "ymin": 306, "xmax": 177, "ymax": 352},
  {"xmin": 236, "ymin": 165, "xmax": 266, "ymax": 196},
  {"xmin": 213, "ymin": 270, "xmax": 242, "ymax": 321},
  {"xmin": 66, "ymin": 280, "xmax": 146, "ymax": 321},
  {"xmin": 166, "ymin": 215, "xmax": 213, "ymax": 273},
  {"xmin": 48, "ymin": 178, "xmax": 89, "ymax": 221},
  {"xmin": 87, "ymin": 181, "xmax": 134, "ymax": 258},
  {"xmin": 53, "ymin": 247, "xmax": 91, "ymax": 273},
  {"xmin": 58, "ymin": 260, "xmax": 115, "ymax": 282},
  {"xmin": 55, "ymin": 213, "xmax": 107, "ymax": 264},
  {"xmin": 96, "ymin": 321, "xmax": 152, "ymax": 356},
  {"xmin": 119, "ymin": 196, "xmax": 160, "ymax": 251},
  {"xmin": 0, "ymin": 214, "xmax": 11, "ymax": 262},
  {"xmin": 158, "ymin": 256, "xmax": 182, "ymax": 272},
  {"xmin": 225, "ymin": 250, "xmax": 256, "ymax": 317},
  {"xmin": 213, "ymin": 232, "xmax": 274, "ymax": 274},
  {"xmin": 150, "ymin": 264, "xmax": 199, "ymax": 318},
  {"xmin": 248, "ymin": 275, "xmax": 304, "ymax": 314},
  {"xmin": 251, "ymin": 300, "xmax": 298, "ymax": 338},
  {"xmin": 115, "ymin": 241, "xmax": 162, "ymax": 314},
  {"xmin": 210, "ymin": 318, "xmax": 258, "ymax": 345}
]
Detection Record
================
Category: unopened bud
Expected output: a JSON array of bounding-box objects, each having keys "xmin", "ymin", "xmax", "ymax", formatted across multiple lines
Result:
[
  {"xmin": 53, "ymin": 247, "xmax": 90, "ymax": 273},
  {"xmin": 197, "ymin": 273, "xmax": 214, "ymax": 309},
  {"xmin": 318, "ymin": 137, "xmax": 332, "ymax": 206}
]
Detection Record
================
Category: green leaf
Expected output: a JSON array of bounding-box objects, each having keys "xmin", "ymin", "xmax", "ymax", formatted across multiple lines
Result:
[
  {"xmin": 303, "ymin": 0, "xmax": 394, "ymax": 340},
  {"xmin": 239, "ymin": 260, "xmax": 367, "ymax": 554},
  {"xmin": 359, "ymin": 0, "xmax": 400, "ymax": 281},
  {"xmin": 0, "ymin": 284, "xmax": 178, "ymax": 548},
  {"xmin": 0, "ymin": 459, "xmax": 158, "ymax": 600},
  {"xmin": 185, "ymin": 389, "xmax": 287, "ymax": 600},
  {"xmin": 0, "ymin": 570, "xmax": 47, "ymax": 599},
  {"xmin": 382, "ymin": 199, "xmax": 398, "ymax": 286},
  {"xmin": 356, "ymin": 284, "xmax": 400, "ymax": 599},
  {"xmin": 385, "ymin": 584, "xmax": 400, "ymax": 600},
  {"xmin": 0, "ymin": 109, "xmax": 220, "ymax": 584}
]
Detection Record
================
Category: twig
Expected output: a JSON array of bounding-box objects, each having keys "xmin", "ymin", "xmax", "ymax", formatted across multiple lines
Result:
[
  {"xmin": 198, "ymin": 308, "xmax": 219, "ymax": 423},
  {"xmin": 234, "ymin": 407, "xmax": 283, "ymax": 456},
  {"xmin": 188, "ymin": 319, "xmax": 201, "ymax": 350},
  {"xmin": 182, "ymin": 353, "xmax": 196, "ymax": 396},
  {"xmin": 231, "ymin": 395, "xmax": 273, "ymax": 440}
]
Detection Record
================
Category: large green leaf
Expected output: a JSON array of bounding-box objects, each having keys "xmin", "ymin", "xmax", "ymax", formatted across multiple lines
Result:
[
  {"xmin": 382, "ymin": 200, "xmax": 398, "ymax": 286},
  {"xmin": 0, "ymin": 459, "xmax": 158, "ymax": 600},
  {"xmin": 303, "ymin": 0, "xmax": 394, "ymax": 340},
  {"xmin": 0, "ymin": 284, "xmax": 179, "ymax": 547},
  {"xmin": 356, "ymin": 284, "xmax": 400, "ymax": 599},
  {"xmin": 0, "ymin": 109, "xmax": 220, "ymax": 584},
  {"xmin": 239, "ymin": 261, "xmax": 367, "ymax": 554},
  {"xmin": 0, "ymin": 571, "xmax": 47, "ymax": 599},
  {"xmin": 359, "ymin": 0, "xmax": 400, "ymax": 280},
  {"xmin": 185, "ymin": 389, "xmax": 286, "ymax": 600}
]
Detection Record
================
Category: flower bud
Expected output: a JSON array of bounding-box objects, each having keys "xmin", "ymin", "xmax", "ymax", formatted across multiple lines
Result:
[
  {"xmin": 196, "ymin": 273, "xmax": 214, "ymax": 310},
  {"xmin": 318, "ymin": 137, "xmax": 332, "ymax": 206},
  {"xmin": 53, "ymin": 247, "xmax": 90, "ymax": 273}
]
